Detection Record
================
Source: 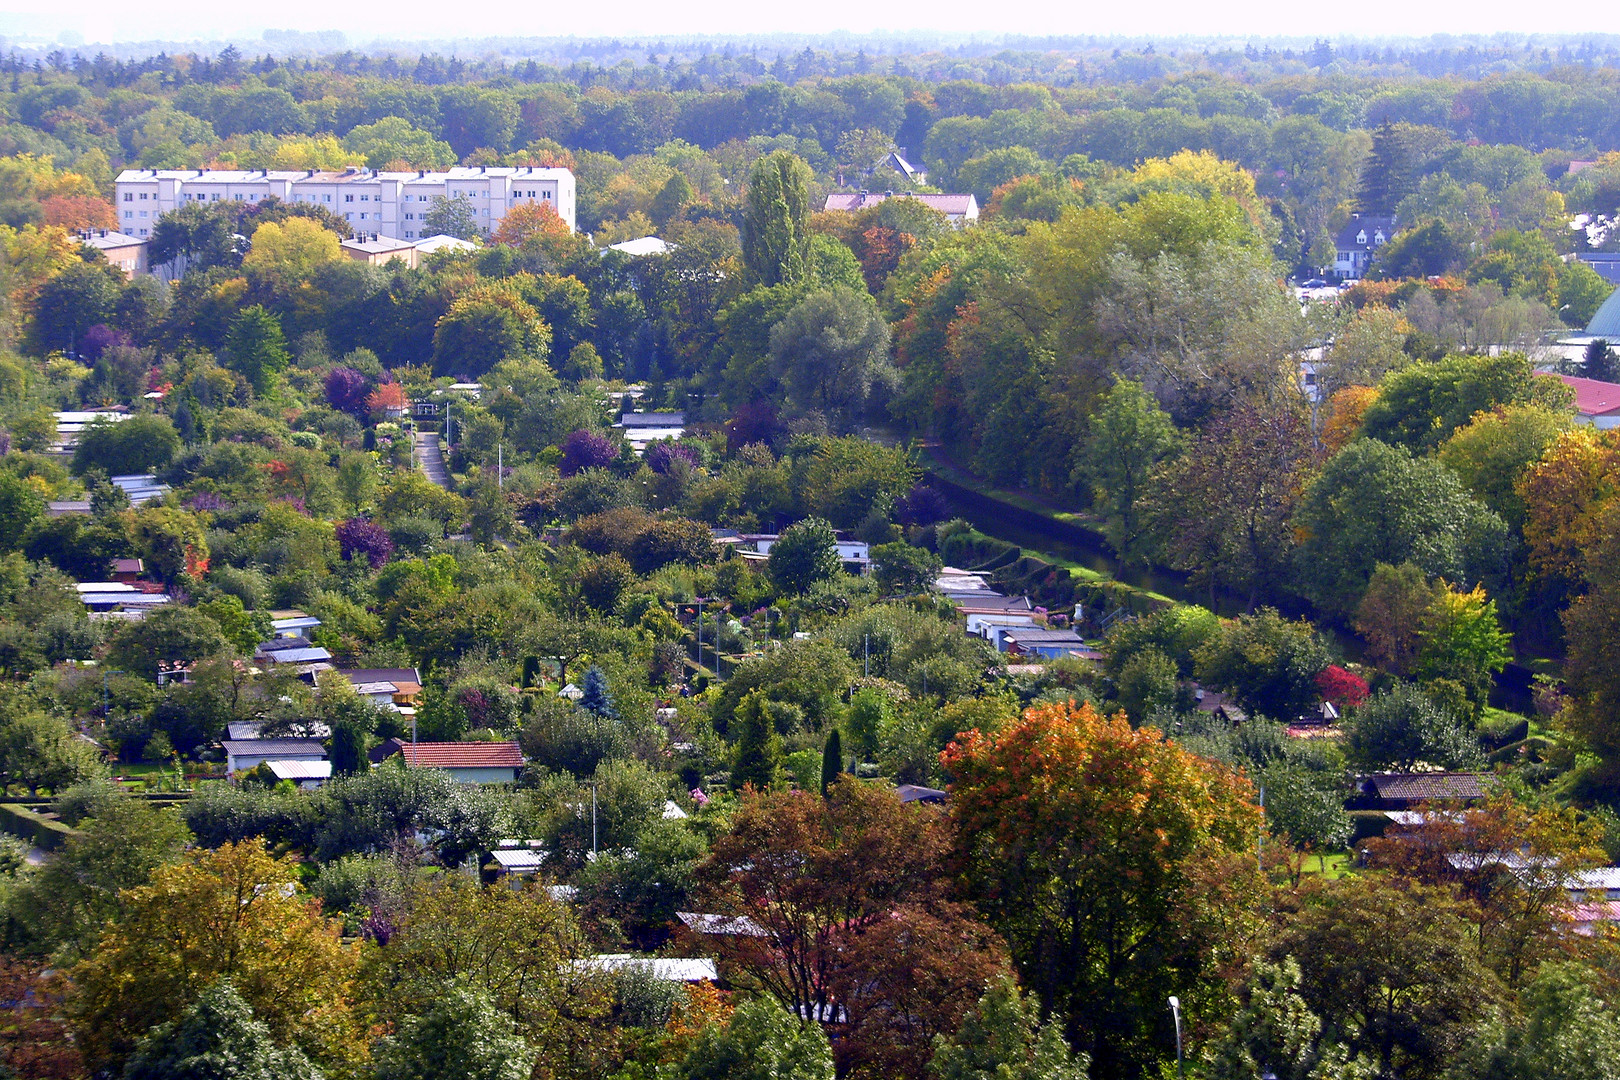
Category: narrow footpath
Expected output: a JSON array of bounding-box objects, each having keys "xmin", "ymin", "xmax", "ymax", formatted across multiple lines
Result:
[{"xmin": 415, "ymin": 430, "xmax": 451, "ymax": 489}]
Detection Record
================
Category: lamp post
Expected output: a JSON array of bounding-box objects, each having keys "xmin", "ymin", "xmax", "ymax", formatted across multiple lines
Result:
[{"xmin": 1168, "ymin": 996, "xmax": 1184, "ymax": 1080}]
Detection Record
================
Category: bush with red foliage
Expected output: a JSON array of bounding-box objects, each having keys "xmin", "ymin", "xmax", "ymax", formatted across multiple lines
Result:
[
  {"xmin": 1315, "ymin": 664, "xmax": 1369, "ymax": 709},
  {"xmin": 559, "ymin": 429, "xmax": 617, "ymax": 476},
  {"xmin": 336, "ymin": 517, "xmax": 394, "ymax": 568}
]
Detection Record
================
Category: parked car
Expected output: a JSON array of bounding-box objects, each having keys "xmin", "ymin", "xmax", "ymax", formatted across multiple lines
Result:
[{"xmin": 1300, "ymin": 277, "xmax": 1329, "ymax": 289}]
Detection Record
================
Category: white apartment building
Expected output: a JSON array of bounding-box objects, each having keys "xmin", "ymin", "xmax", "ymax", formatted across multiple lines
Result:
[{"xmin": 113, "ymin": 166, "xmax": 576, "ymax": 241}]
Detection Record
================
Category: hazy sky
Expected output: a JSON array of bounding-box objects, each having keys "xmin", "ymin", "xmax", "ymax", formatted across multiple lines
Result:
[{"xmin": 0, "ymin": 0, "xmax": 1611, "ymax": 48}]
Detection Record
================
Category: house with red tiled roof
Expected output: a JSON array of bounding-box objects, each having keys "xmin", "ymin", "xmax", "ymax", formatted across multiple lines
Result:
[
  {"xmin": 1557, "ymin": 374, "xmax": 1620, "ymax": 429},
  {"xmin": 372, "ymin": 739, "xmax": 525, "ymax": 783},
  {"xmin": 823, "ymin": 191, "xmax": 978, "ymax": 225}
]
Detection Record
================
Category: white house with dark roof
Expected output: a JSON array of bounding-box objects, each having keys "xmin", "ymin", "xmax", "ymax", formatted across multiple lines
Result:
[{"xmin": 1332, "ymin": 212, "xmax": 1395, "ymax": 279}]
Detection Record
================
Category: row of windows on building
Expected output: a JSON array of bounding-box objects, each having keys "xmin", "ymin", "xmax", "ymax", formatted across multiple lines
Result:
[{"xmin": 125, "ymin": 189, "xmax": 552, "ymax": 204}]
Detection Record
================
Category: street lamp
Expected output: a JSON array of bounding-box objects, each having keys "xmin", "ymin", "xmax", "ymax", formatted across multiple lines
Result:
[{"xmin": 1168, "ymin": 997, "xmax": 1184, "ymax": 1080}]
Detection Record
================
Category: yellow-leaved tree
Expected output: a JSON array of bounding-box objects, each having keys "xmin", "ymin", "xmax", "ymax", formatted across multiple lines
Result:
[{"xmin": 67, "ymin": 840, "xmax": 364, "ymax": 1076}]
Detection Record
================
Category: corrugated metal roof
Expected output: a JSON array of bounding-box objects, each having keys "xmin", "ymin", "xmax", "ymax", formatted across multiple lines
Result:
[
  {"xmin": 492, "ymin": 848, "xmax": 547, "ymax": 871},
  {"xmin": 267, "ymin": 760, "xmax": 332, "ymax": 781},
  {"xmin": 579, "ymin": 955, "xmax": 718, "ymax": 981}
]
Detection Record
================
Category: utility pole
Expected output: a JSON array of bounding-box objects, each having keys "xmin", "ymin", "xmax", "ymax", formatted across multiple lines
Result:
[
  {"xmin": 497, "ymin": 442, "xmax": 503, "ymax": 491},
  {"xmin": 591, "ymin": 782, "xmax": 598, "ymax": 857}
]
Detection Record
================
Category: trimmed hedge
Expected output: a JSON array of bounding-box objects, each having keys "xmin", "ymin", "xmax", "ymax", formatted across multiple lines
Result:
[
  {"xmin": 1348, "ymin": 810, "xmax": 1391, "ymax": 846},
  {"xmin": 0, "ymin": 803, "xmax": 77, "ymax": 850}
]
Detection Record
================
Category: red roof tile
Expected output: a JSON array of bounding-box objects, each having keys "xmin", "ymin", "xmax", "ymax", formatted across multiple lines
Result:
[
  {"xmin": 396, "ymin": 741, "xmax": 524, "ymax": 769},
  {"xmin": 1558, "ymin": 374, "xmax": 1620, "ymax": 416}
]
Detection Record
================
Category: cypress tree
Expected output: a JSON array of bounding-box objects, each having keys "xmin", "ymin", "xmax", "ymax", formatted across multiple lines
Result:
[
  {"xmin": 820, "ymin": 727, "xmax": 843, "ymax": 797},
  {"xmin": 731, "ymin": 691, "xmax": 782, "ymax": 792}
]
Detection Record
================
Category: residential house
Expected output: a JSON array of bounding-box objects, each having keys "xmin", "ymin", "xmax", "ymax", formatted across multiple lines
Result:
[
  {"xmin": 677, "ymin": 911, "xmax": 768, "ymax": 937},
  {"xmin": 413, "ymin": 234, "xmax": 477, "ymax": 256},
  {"xmin": 341, "ymin": 234, "xmax": 419, "ymax": 268},
  {"xmin": 614, "ymin": 411, "xmax": 686, "ymax": 453},
  {"xmin": 269, "ymin": 610, "xmax": 321, "ymax": 640},
  {"xmin": 373, "ymin": 740, "xmax": 525, "ymax": 783},
  {"xmin": 1574, "ymin": 251, "xmax": 1620, "ymax": 286},
  {"xmin": 110, "ymin": 558, "xmax": 145, "ymax": 583},
  {"xmin": 1331, "ymin": 212, "xmax": 1395, "ymax": 279},
  {"xmin": 992, "ymin": 626, "xmax": 1095, "ymax": 660},
  {"xmin": 1353, "ymin": 771, "xmax": 1492, "ymax": 811},
  {"xmin": 489, "ymin": 840, "xmax": 548, "ymax": 879},
  {"xmin": 896, "ymin": 784, "xmax": 946, "ymax": 804},
  {"xmin": 823, "ymin": 191, "xmax": 978, "ymax": 226},
  {"xmin": 223, "ymin": 738, "xmax": 326, "ymax": 775},
  {"xmin": 79, "ymin": 230, "xmax": 149, "ymax": 277}
]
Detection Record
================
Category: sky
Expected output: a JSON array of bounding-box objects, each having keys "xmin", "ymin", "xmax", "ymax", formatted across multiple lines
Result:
[{"xmin": 0, "ymin": 0, "xmax": 1612, "ymax": 49}]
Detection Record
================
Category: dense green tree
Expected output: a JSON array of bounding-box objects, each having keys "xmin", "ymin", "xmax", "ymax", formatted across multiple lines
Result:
[
  {"xmin": 930, "ymin": 977, "xmax": 1091, "ymax": 1080},
  {"xmin": 423, "ymin": 194, "xmax": 482, "ymax": 240},
  {"xmin": 107, "ymin": 606, "xmax": 232, "ymax": 682},
  {"xmin": 0, "ymin": 471, "xmax": 45, "ymax": 552},
  {"xmin": 872, "ymin": 542, "xmax": 943, "ymax": 595},
  {"xmin": 820, "ymin": 727, "xmax": 843, "ymax": 796},
  {"xmin": 71, "ymin": 414, "xmax": 181, "ymax": 477},
  {"xmin": 1292, "ymin": 438, "xmax": 1508, "ymax": 615},
  {"xmin": 1075, "ymin": 378, "xmax": 1181, "ymax": 569},
  {"xmin": 742, "ymin": 151, "xmax": 814, "ymax": 287},
  {"xmin": 1346, "ymin": 682, "xmax": 1481, "ymax": 771},
  {"xmin": 223, "ymin": 305, "xmax": 292, "ymax": 395},
  {"xmin": 148, "ymin": 202, "xmax": 241, "ymax": 273},
  {"xmin": 124, "ymin": 980, "xmax": 325, "ymax": 1080},
  {"xmin": 767, "ymin": 516, "xmax": 841, "ymax": 595},
  {"xmin": 669, "ymin": 997, "xmax": 834, "ymax": 1080},
  {"xmin": 8, "ymin": 795, "xmax": 191, "ymax": 960},
  {"xmin": 730, "ymin": 690, "xmax": 784, "ymax": 791},
  {"xmin": 769, "ymin": 286, "xmax": 893, "ymax": 431},
  {"xmin": 372, "ymin": 983, "xmax": 532, "ymax": 1080},
  {"xmin": 1275, "ymin": 876, "xmax": 1499, "ymax": 1080},
  {"xmin": 30, "ymin": 259, "xmax": 124, "ymax": 356},
  {"xmin": 1194, "ymin": 609, "xmax": 1332, "ymax": 722},
  {"xmin": 1361, "ymin": 352, "xmax": 1562, "ymax": 454}
]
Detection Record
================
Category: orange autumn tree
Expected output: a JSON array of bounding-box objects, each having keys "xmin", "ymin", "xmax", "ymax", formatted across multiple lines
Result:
[
  {"xmin": 943, "ymin": 700, "xmax": 1263, "ymax": 1080},
  {"xmin": 1518, "ymin": 426, "xmax": 1620, "ymax": 610},
  {"xmin": 42, "ymin": 194, "xmax": 115, "ymax": 231},
  {"xmin": 492, "ymin": 201, "xmax": 572, "ymax": 249},
  {"xmin": 1319, "ymin": 384, "xmax": 1378, "ymax": 453}
]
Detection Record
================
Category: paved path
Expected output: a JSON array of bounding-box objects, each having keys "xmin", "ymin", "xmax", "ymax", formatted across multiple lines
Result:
[{"xmin": 415, "ymin": 430, "xmax": 451, "ymax": 489}]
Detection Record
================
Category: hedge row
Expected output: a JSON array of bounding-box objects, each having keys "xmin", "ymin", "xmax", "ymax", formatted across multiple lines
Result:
[{"xmin": 0, "ymin": 803, "xmax": 76, "ymax": 850}]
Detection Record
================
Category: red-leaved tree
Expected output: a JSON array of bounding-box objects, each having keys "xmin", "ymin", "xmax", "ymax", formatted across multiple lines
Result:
[{"xmin": 693, "ymin": 781, "xmax": 1008, "ymax": 1079}]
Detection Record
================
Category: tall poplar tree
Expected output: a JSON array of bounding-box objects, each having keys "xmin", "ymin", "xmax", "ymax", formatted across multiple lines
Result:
[{"xmin": 742, "ymin": 151, "xmax": 813, "ymax": 287}]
